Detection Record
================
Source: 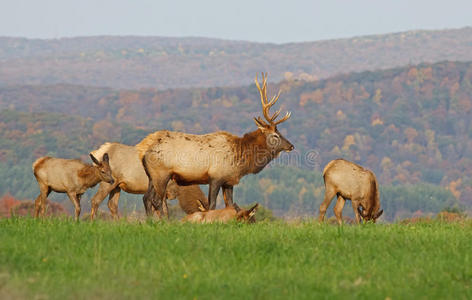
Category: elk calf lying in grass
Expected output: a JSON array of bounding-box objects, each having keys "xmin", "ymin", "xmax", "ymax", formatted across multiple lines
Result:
[
  {"xmin": 319, "ymin": 159, "xmax": 383, "ymax": 225},
  {"xmin": 33, "ymin": 154, "xmax": 113, "ymax": 220},
  {"xmin": 184, "ymin": 201, "xmax": 259, "ymax": 223}
]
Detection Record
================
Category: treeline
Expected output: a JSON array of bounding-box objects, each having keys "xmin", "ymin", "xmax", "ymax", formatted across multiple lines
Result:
[
  {"xmin": 1, "ymin": 60, "xmax": 471, "ymax": 218},
  {"xmin": 1, "ymin": 61, "xmax": 471, "ymax": 205},
  {"xmin": 1, "ymin": 27, "xmax": 472, "ymax": 89}
]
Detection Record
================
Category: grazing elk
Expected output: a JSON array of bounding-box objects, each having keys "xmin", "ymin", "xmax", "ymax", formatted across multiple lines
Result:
[
  {"xmin": 89, "ymin": 142, "xmax": 209, "ymax": 220},
  {"xmin": 318, "ymin": 159, "xmax": 383, "ymax": 225},
  {"xmin": 184, "ymin": 201, "xmax": 259, "ymax": 223},
  {"xmin": 137, "ymin": 73, "xmax": 293, "ymax": 215},
  {"xmin": 32, "ymin": 154, "xmax": 113, "ymax": 220}
]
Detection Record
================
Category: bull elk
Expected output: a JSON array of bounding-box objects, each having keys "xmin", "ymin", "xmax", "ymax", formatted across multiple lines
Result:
[
  {"xmin": 32, "ymin": 154, "xmax": 113, "ymax": 220},
  {"xmin": 319, "ymin": 159, "xmax": 383, "ymax": 225},
  {"xmin": 89, "ymin": 142, "xmax": 209, "ymax": 220},
  {"xmin": 184, "ymin": 201, "xmax": 259, "ymax": 223},
  {"xmin": 137, "ymin": 73, "xmax": 293, "ymax": 215}
]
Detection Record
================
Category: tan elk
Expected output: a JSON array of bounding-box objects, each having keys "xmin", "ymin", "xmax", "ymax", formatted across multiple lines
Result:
[
  {"xmin": 32, "ymin": 154, "xmax": 113, "ymax": 220},
  {"xmin": 137, "ymin": 73, "xmax": 293, "ymax": 214},
  {"xmin": 89, "ymin": 142, "xmax": 209, "ymax": 220},
  {"xmin": 184, "ymin": 201, "xmax": 259, "ymax": 223},
  {"xmin": 318, "ymin": 159, "xmax": 383, "ymax": 225}
]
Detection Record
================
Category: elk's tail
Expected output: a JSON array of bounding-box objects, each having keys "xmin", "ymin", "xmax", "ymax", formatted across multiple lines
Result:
[{"xmin": 32, "ymin": 157, "xmax": 50, "ymax": 178}]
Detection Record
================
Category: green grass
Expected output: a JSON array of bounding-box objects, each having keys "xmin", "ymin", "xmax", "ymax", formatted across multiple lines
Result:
[{"xmin": 0, "ymin": 218, "xmax": 471, "ymax": 299}]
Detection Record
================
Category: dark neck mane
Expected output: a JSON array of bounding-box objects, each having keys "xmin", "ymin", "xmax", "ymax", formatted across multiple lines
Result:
[{"xmin": 235, "ymin": 129, "xmax": 275, "ymax": 176}]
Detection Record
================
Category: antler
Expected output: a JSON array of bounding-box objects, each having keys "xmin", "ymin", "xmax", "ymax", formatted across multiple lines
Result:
[{"xmin": 254, "ymin": 73, "xmax": 291, "ymax": 126}]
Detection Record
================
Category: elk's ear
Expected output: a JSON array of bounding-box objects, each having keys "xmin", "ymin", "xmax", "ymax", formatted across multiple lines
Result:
[
  {"xmin": 102, "ymin": 153, "xmax": 110, "ymax": 163},
  {"xmin": 248, "ymin": 203, "xmax": 259, "ymax": 218},
  {"xmin": 254, "ymin": 117, "xmax": 267, "ymax": 130},
  {"xmin": 233, "ymin": 203, "xmax": 241, "ymax": 212},
  {"xmin": 197, "ymin": 199, "xmax": 207, "ymax": 212},
  {"xmin": 90, "ymin": 153, "xmax": 100, "ymax": 165},
  {"xmin": 374, "ymin": 209, "xmax": 383, "ymax": 219},
  {"xmin": 357, "ymin": 206, "xmax": 363, "ymax": 215},
  {"xmin": 357, "ymin": 206, "xmax": 368, "ymax": 217}
]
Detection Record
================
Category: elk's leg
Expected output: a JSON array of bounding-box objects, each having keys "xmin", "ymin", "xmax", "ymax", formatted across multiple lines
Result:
[
  {"xmin": 142, "ymin": 153, "xmax": 171, "ymax": 218},
  {"xmin": 143, "ymin": 180, "xmax": 155, "ymax": 216},
  {"xmin": 351, "ymin": 201, "xmax": 362, "ymax": 224},
  {"xmin": 318, "ymin": 186, "xmax": 336, "ymax": 222},
  {"xmin": 222, "ymin": 185, "xmax": 234, "ymax": 207},
  {"xmin": 34, "ymin": 193, "xmax": 42, "ymax": 217},
  {"xmin": 40, "ymin": 187, "xmax": 51, "ymax": 216},
  {"xmin": 333, "ymin": 195, "xmax": 346, "ymax": 225},
  {"xmin": 67, "ymin": 192, "xmax": 81, "ymax": 221},
  {"xmin": 143, "ymin": 182, "xmax": 166, "ymax": 218},
  {"xmin": 34, "ymin": 183, "xmax": 50, "ymax": 218},
  {"xmin": 148, "ymin": 174, "xmax": 171, "ymax": 219},
  {"xmin": 90, "ymin": 181, "xmax": 114, "ymax": 220},
  {"xmin": 77, "ymin": 194, "xmax": 83, "ymax": 219},
  {"xmin": 107, "ymin": 186, "xmax": 121, "ymax": 220},
  {"xmin": 208, "ymin": 179, "xmax": 222, "ymax": 210},
  {"xmin": 162, "ymin": 198, "xmax": 169, "ymax": 218}
]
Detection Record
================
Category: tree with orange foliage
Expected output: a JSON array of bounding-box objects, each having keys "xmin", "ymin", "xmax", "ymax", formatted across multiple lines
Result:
[{"xmin": 0, "ymin": 193, "xmax": 21, "ymax": 217}]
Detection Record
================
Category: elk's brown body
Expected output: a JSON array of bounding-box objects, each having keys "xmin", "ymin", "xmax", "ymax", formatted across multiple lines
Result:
[
  {"xmin": 319, "ymin": 159, "xmax": 383, "ymax": 224},
  {"xmin": 184, "ymin": 202, "xmax": 259, "ymax": 223},
  {"xmin": 138, "ymin": 74, "xmax": 293, "ymax": 215},
  {"xmin": 89, "ymin": 142, "xmax": 208, "ymax": 219},
  {"xmin": 32, "ymin": 154, "xmax": 113, "ymax": 220}
]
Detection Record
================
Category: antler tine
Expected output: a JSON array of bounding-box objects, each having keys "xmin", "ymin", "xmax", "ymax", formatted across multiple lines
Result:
[
  {"xmin": 273, "ymin": 111, "xmax": 292, "ymax": 125},
  {"xmin": 261, "ymin": 72, "xmax": 270, "ymax": 105},
  {"xmin": 262, "ymin": 87, "xmax": 284, "ymax": 124},
  {"xmin": 254, "ymin": 116, "xmax": 269, "ymax": 127},
  {"xmin": 266, "ymin": 89, "xmax": 282, "ymax": 121},
  {"xmin": 254, "ymin": 72, "xmax": 290, "ymax": 126},
  {"xmin": 255, "ymin": 73, "xmax": 268, "ymax": 106},
  {"xmin": 269, "ymin": 108, "xmax": 281, "ymax": 122},
  {"xmin": 255, "ymin": 73, "xmax": 273, "ymax": 123},
  {"xmin": 268, "ymin": 89, "xmax": 281, "ymax": 107}
]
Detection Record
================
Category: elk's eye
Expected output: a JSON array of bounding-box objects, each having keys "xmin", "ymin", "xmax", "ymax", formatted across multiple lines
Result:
[{"xmin": 267, "ymin": 133, "xmax": 281, "ymax": 147}]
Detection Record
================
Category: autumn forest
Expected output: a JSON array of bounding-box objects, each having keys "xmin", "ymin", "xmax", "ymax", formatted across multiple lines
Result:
[{"xmin": 1, "ymin": 28, "xmax": 472, "ymax": 220}]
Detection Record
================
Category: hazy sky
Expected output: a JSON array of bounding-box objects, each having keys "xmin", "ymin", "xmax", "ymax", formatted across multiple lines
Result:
[{"xmin": 1, "ymin": 0, "xmax": 471, "ymax": 43}]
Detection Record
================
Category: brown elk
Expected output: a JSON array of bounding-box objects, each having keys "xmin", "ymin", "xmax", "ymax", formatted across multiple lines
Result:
[
  {"xmin": 89, "ymin": 142, "xmax": 209, "ymax": 220},
  {"xmin": 32, "ymin": 154, "xmax": 113, "ymax": 220},
  {"xmin": 319, "ymin": 159, "xmax": 383, "ymax": 225},
  {"xmin": 184, "ymin": 201, "xmax": 259, "ymax": 223},
  {"xmin": 137, "ymin": 73, "xmax": 293, "ymax": 215}
]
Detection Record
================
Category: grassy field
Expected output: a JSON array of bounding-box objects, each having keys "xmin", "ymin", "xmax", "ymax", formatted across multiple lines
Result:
[{"xmin": 0, "ymin": 218, "xmax": 471, "ymax": 299}]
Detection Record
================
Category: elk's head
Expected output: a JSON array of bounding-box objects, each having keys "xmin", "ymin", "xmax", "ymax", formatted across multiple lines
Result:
[
  {"xmin": 89, "ymin": 153, "xmax": 114, "ymax": 184},
  {"xmin": 165, "ymin": 180, "xmax": 180, "ymax": 200},
  {"xmin": 254, "ymin": 73, "xmax": 294, "ymax": 156},
  {"xmin": 234, "ymin": 203, "xmax": 259, "ymax": 223},
  {"xmin": 357, "ymin": 206, "xmax": 383, "ymax": 223}
]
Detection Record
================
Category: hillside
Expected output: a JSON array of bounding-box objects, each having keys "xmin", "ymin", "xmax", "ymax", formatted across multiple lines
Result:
[
  {"xmin": 0, "ymin": 110, "xmax": 149, "ymax": 201},
  {"xmin": 1, "ymin": 27, "xmax": 472, "ymax": 89},
  {"xmin": 0, "ymin": 60, "xmax": 470, "ymax": 219}
]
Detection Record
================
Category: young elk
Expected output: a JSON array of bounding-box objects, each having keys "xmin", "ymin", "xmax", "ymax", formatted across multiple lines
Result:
[
  {"xmin": 184, "ymin": 201, "xmax": 259, "ymax": 223},
  {"xmin": 89, "ymin": 142, "xmax": 209, "ymax": 220},
  {"xmin": 32, "ymin": 154, "xmax": 113, "ymax": 220},
  {"xmin": 318, "ymin": 159, "xmax": 383, "ymax": 225},
  {"xmin": 138, "ymin": 73, "xmax": 293, "ymax": 215}
]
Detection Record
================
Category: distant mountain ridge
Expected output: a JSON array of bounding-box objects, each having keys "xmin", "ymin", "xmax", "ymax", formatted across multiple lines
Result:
[{"xmin": 1, "ymin": 27, "xmax": 472, "ymax": 89}]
